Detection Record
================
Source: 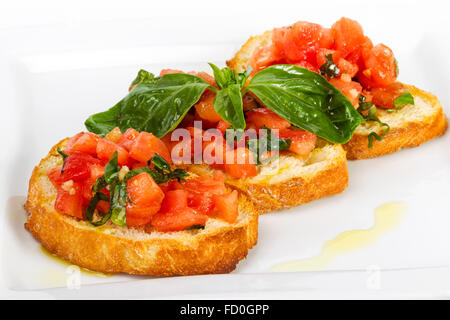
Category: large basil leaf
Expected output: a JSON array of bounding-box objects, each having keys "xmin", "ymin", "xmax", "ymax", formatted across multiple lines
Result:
[
  {"xmin": 247, "ymin": 65, "xmax": 364, "ymax": 144},
  {"xmin": 213, "ymin": 84, "xmax": 246, "ymax": 130},
  {"xmin": 85, "ymin": 73, "xmax": 211, "ymax": 137}
]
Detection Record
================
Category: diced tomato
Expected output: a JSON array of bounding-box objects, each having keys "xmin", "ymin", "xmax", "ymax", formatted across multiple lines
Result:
[
  {"xmin": 278, "ymin": 128, "xmax": 317, "ymax": 158},
  {"xmin": 127, "ymin": 172, "xmax": 164, "ymax": 206},
  {"xmin": 64, "ymin": 132, "xmax": 100, "ymax": 156},
  {"xmin": 194, "ymin": 91, "xmax": 222, "ymax": 123},
  {"xmin": 214, "ymin": 190, "xmax": 239, "ymax": 223},
  {"xmin": 318, "ymin": 28, "xmax": 334, "ymax": 49},
  {"xmin": 242, "ymin": 93, "xmax": 259, "ymax": 111},
  {"xmin": 337, "ymin": 58, "xmax": 359, "ymax": 78},
  {"xmin": 182, "ymin": 171, "xmax": 226, "ymax": 196},
  {"xmin": 129, "ymin": 132, "xmax": 172, "ymax": 164},
  {"xmin": 331, "ymin": 17, "xmax": 366, "ymax": 58},
  {"xmin": 293, "ymin": 61, "xmax": 319, "ymax": 73},
  {"xmin": 60, "ymin": 153, "xmax": 103, "ymax": 182},
  {"xmin": 346, "ymin": 36, "xmax": 373, "ymax": 70},
  {"xmin": 191, "ymin": 71, "xmax": 217, "ymax": 87},
  {"xmin": 283, "ymin": 21, "xmax": 323, "ymax": 64},
  {"xmin": 151, "ymin": 207, "xmax": 207, "ymax": 232},
  {"xmin": 359, "ymin": 43, "xmax": 397, "ymax": 88},
  {"xmin": 316, "ymin": 49, "xmax": 341, "ymax": 69},
  {"xmin": 81, "ymin": 164, "xmax": 105, "ymax": 203},
  {"xmin": 188, "ymin": 193, "xmax": 216, "ymax": 215},
  {"xmin": 329, "ymin": 78, "xmax": 363, "ymax": 106},
  {"xmin": 47, "ymin": 166, "xmax": 64, "ymax": 187},
  {"xmin": 104, "ymin": 127, "xmax": 123, "ymax": 143},
  {"xmin": 248, "ymin": 45, "xmax": 280, "ymax": 74},
  {"xmin": 96, "ymin": 198, "xmax": 110, "ymax": 214},
  {"xmin": 126, "ymin": 202, "xmax": 161, "ymax": 227},
  {"xmin": 55, "ymin": 182, "xmax": 83, "ymax": 219},
  {"xmin": 272, "ymin": 26, "xmax": 289, "ymax": 58},
  {"xmin": 202, "ymin": 137, "xmax": 227, "ymax": 168},
  {"xmin": 118, "ymin": 128, "xmax": 139, "ymax": 151},
  {"xmin": 224, "ymin": 148, "xmax": 257, "ymax": 179},
  {"xmin": 246, "ymin": 108, "xmax": 291, "ymax": 130},
  {"xmin": 96, "ymin": 139, "xmax": 129, "ymax": 166},
  {"xmin": 370, "ymin": 82, "xmax": 408, "ymax": 109},
  {"xmin": 159, "ymin": 189, "xmax": 188, "ymax": 213}
]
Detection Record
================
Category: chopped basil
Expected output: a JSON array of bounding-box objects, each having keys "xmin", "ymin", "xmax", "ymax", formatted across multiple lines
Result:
[
  {"xmin": 357, "ymin": 95, "xmax": 390, "ymax": 148},
  {"xmin": 319, "ymin": 54, "xmax": 340, "ymax": 78},
  {"xmin": 391, "ymin": 92, "xmax": 414, "ymax": 111},
  {"xmin": 56, "ymin": 147, "xmax": 69, "ymax": 173},
  {"xmin": 185, "ymin": 224, "xmax": 205, "ymax": 230},
  {"xmin": 246, "ymin": 126, "xmax": 291, "ymax": 164}
]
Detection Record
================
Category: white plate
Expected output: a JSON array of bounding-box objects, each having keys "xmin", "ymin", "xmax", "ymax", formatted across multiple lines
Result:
[{"xmin": 1, "ymin": 0, "xmax": 450, "ymax": 299}]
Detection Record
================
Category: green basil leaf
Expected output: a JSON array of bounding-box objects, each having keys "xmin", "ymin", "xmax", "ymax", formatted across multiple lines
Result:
[
  {"xmin": 104, "ymin": 151, "xmax": 119, "ymax": 184},
  {"xmin": 213, "ymin": 84, "xmax": 246, "ymax": 130},
  {"xmin": 247, "ymin": 65, "xmax": 364, "ymax": 144},
  {"xmin": 85, "ymin": 73, "xmax": 211, "ymax": 137},
  {"xmin": 109, "ymin": 182, "xmax": 127, "ymax": 226},
  {"xmin": 393, "ymin": 92, "xmax": 414, "ymax": 109},
  {"xmin": 319, "ymin": 54, "xmax": 340, "ymax": 78},
  {"xmin": 130, "ymin": 69, "xmax": 156, "ymax": 88},
  {"xmin": 150, "ymin": 153, "xmax": 172, "ymax": 173},
  {"xmin": 92, "ymin": 176, "xmax": 107, "ymax": 193}
]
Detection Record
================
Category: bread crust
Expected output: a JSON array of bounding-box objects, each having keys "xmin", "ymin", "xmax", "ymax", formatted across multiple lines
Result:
[
  {"xmin": 25, "ymin": 140, "xmax": 258, "ymax": 276},
  {"xmin": 187, "ymin": 144, "xmax": 349, "ymax": 214},
  {"xmin": 343, "ymin": 86, "xmax": 447, "ymax": 159},
  {"xmin": 228, "ymin": 30, "xmax": 448, "ymax": 160}
]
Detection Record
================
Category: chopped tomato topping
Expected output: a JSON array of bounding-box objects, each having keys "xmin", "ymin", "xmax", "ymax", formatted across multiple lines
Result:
[
  {"xmin": 129, "ymin": 131, "xmax": 171, "ymax": 164},
  {"xmin": 64, "ymin": 132, "xmax": 99, "ymax": 156},
  {"xmin": 316, "ymin": 49, "xmax": 341, "ymax": 69},
  {"xmin": 246, "ymin": 108, "xmax": 291, "ymax": 130},
  {"xmin": 331, "ymin": 17, "xmax": 365, "ymax": 58},
  {"xmin": 159, "ymin": 189, "xmax": 188, "ymax": 213},
  {"xmin": 282, "ymin": 21, "xmax": 323, "ymax": 64},
  {"xmin": 96, "ymin": 138, "xmax": 129, "ymax": 166},
  {"xmin": 337, "ymin": 58, "xmax": 359, "ymax": 78},
  {"xmin": 224, "ymin": 148, "xmax": 257, "ymax": 179},
  {"xmin": 214, "ymin": 190, "xmax": 239, "ymax": 223},
  {"xmin": 194, "ymin": 90, "xmax": 222, "ymax": 123},
  {"xmin": 278, "ymin": 128, "xmax": 317, "ymax": 158},
  {"xmin": 370, "ymin": 82, "xmax": 407, "ymax": 109},
  {"xmin": 126, "ymin": 202, "xmax": 161, "ymax": 227},
  {"xmin": 118, "ymin": 128, "xmax": 139, "ymax": 151},
  {"xmin": 60, "ymin": 153, "xmax": 103, "ymax": 182},
  {"xmin": 359, "ymin": 43, "xmax": 397, "ymax": 88},
  {"xmin": 329, "ymin": 78, "xmax": 362, "ymax": 106},
  {"xmin": 55, "ymin": 182, "xmax": 83, "ymax": 219},
  {"xmin": 127, "ymin": 172, "xmax": 164, "ymax": 206},
  {"xmin": 104, "ymin": 127, "xmax": 123, "ymax": 143},
  {"xmin": 47, "ymin": 166, "xmax": 64, "ymax": 187},
  {"xmin": 152, "ymin": 207, "xmax": 207, "ymax": 232},
  {"xmin": 182, "ymin": 170, "xmax": 226, "ymax": 196}
]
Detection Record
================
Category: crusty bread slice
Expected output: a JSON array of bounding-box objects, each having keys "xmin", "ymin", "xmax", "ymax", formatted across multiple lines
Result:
[
  {"xmin": 24, "ymin": 139, "xmax": 258, "ymax": 276},
  {"xmin": 227, "ymin": 30, "xmax": 447, "ymax": 160},
  {"xmin": 187, "ymin": 143, "xmax": 348, "ymax": 214}
]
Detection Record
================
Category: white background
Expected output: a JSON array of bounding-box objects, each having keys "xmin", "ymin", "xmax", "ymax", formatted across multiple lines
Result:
[{"xmin": 1, "ymin": 0, "xmax": 450, "ymax": 299}]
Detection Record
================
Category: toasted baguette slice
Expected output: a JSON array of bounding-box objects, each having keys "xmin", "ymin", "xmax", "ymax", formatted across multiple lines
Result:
[
  {"xmin": 25, "ymin": 140, "xmax": 258, "ymax": 276},
  {"xmin": 228, "ymin": 31, "xmax": 447, "ymax": 160},
  {"xmin": 187, "ymin": 143, "xmax": 348, "ymax": 214}
]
